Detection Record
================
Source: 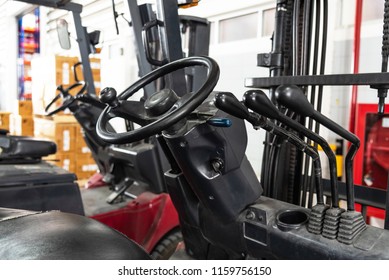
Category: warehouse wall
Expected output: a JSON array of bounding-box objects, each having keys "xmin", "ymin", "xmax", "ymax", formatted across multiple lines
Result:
[
  {"xmin": 0, "ymin": 0, "xmax": 27, "ymax": 111},
  {"xmin": 0, "ymin": 0, "xmax": 386, "ymax": 178},
  {"xmin": 0, "ymin": 0, "xmax": 139, "ymax": 113}
]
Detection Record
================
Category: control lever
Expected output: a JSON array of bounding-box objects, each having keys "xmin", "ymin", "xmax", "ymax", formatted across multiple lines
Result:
[
  {"xmin": 243, "ymin": 90, "xmax": 344, "ymax": 239},
  {"xmin": 214, "ymin": 91, "xmax": 260, "ymax": 122},
  {"xmin": 214, "ymin": 91, "xmax": 328, "ymax": 234},
  {"xmin": 76, "ymin": 93, "xmax": 107, "ymax": 109},
  {"xmin": 106, "ymin": 177, "xmax": 136, "ymax": 204},
  {"xmin": 275, "ymin": 85, "xmax": 366, "ymax": 243}
]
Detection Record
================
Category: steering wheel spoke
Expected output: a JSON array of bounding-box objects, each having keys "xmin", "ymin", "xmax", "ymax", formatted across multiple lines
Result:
[
  {"xmin": 110, "ymin": 100, "xmax": 151, "ymax": 126},
  {"xmin": 45, "ymin": 82, "xmax": 88, "ymax": 116}
]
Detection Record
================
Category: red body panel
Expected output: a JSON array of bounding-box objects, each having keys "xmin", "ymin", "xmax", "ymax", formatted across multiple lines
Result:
[
  {"xmin": 89, "ymin": 192, "xmax": 179, "ymax": 252},
  {"xmin": 354, "ymin": 104, "xmax": 389, "ymax": 220},
  {"xmin": 85, "ymin": 172, "xmax": 106, "ymax": 189}
]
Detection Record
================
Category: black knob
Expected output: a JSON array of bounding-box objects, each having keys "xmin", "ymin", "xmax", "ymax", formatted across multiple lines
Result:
[
  {"xmin": 243, "ymin": 90, "xmax": 280, "ymax": 120},
  {"xmin": 144, "ymin": 88, "xmax": 179, "ymax": 117},
  {"xmin": 100, "ymin": 87, "xmax": 119, "ymax": 108},
  {"xmin": 275, "ymin": 85, "xmax": 314, "ymax": 117},
  {"xmin": 214, "ymin": 92, "xmax": 250, "ymax": 120}
]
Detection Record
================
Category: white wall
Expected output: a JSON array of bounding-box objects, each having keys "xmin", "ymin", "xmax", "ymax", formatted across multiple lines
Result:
[{"xmin": 0, "ymin": 1, "xmax": 30, "ymax": 111}]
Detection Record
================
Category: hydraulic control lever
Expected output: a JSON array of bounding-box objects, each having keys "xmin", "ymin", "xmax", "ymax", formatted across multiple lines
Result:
[
  {"xmin": 243, "ymin": 89, "xmax": 343, "ymax": 238},
  {"xmin": 275, "ymin": 85, "xmax": 359, "ymax": 210},
  {"xmin": 75, "ymin": 93, "xmax": 107, "ymax": 109},
  {"xmin": 275, "ymin": 85, "xmax": 366, "ymax": 243},
  {"xmin": 214, "ymin": 92, "xmax": 325, "ymax": 208},
  {"xmin": 243, "ymin": 90, "xmax": 338, "ymax": 204}
]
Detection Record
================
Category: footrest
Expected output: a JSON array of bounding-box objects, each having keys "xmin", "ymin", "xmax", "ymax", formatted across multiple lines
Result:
[
  {"xmin": 337, "ymin": 211, "xmax": 367, "ymax": 245},
  {"xmin": 322, "ymin": 207, "xmax": 345, "ymax": 239},
  {"xmin": 307, "ymin": 204, "xmax": 330, "ymax": 234}
]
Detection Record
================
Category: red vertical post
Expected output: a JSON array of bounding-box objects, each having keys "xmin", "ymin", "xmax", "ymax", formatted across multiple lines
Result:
[{"xmin": 349, "ymin": 0, "xmax": 363, "ymax": 133}]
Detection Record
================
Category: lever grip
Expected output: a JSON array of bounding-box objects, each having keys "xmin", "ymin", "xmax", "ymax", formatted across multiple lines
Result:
[
  {"xmin": 275, "ymin": 85, "xmax": 315, "ymax": 117},
  {"xmin": 214, "ymin": 92, "xmax": 250, "ymax": 120},
  {"xmin": 243, "ymin": 90, "xmax": 280, "ymax": 120}
]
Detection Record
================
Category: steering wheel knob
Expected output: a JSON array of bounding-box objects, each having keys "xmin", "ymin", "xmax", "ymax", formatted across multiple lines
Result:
[
  {"xmin": 144, "ymin": 88, "xmax": 179, "ymax": 117},
  {"xmin": 100, "ymin": 87, "xmax": 119, "ymax": 108}
]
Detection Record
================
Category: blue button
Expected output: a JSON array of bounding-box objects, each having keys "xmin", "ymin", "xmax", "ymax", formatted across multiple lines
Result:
[{"xmin": 207, "ymin": 118, "xmax": 232, "ymax": 127}]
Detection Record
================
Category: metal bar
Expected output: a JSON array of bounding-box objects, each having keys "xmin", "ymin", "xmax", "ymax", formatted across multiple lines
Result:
[
  {"xmin": 180, "ymin": 15, "xmax": 210, "ymax": 92},
  {"xmin": 245, "ymin": 72, "xmax": 389, "ymax": 88},
  {"xmin": 361, "ymin": 205, "xmax": 368, "ymax": 221},
  {"xmin": 377, "ymin": 0, "xmax": 389, "ymax": 114},
  {"xmin": 125, "ymin": 0, "xmax": 156, "ymax": 98},
  {"xmin": 156, "ymin": 0, "xmax": 187, "ymax": 96},
  {"xmin": 384, "ymin": 172, "xmax": 389, "ymax": 229},
  {"xmin": 13, "ymin": 0, "xmax": 82, "ymax": 13},
  {"xmin": 322, "ymin": 179, "xmax": 387, "ymax": 210},
  {"xmin": 72, "ymin": 12, "xmax": 96, "ymax": 95}
]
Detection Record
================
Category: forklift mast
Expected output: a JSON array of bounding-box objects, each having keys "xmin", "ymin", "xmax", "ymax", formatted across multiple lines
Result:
[{"xmin": 124, "ymin": 0, "xmax": 210, "ymax": 98}]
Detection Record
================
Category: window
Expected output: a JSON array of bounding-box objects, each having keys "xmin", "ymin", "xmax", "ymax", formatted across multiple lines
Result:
[
  {"xmin": 209, "ymin": 21, "xmax": 215, "ymax": 45},
  {"xmin": 262, "ymin": 8, "xmax": 276, "ymax": 37},
  {"xmin": 362, "ymin": 0, "xmax": 384, "ymax": 21},
  {"xmin": 339, "ymin": 0, "xmax": 384, "ymax": 27},
  {"xmin": 218, "ymin": 12, "xmax": 258, "ymax": 43}
]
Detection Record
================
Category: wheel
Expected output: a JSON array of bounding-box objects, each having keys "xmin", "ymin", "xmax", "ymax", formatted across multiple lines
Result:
[
  {"xmin": 151, "ymin": 229, "xmax": 183, "ymax": 260},
  {"xmin": 45, "ymin": 82, "xmax": 87, "ymax": 116},
  {"xmin": 96, "ymin": 56, "xmax": 219, "ymax": 144}
]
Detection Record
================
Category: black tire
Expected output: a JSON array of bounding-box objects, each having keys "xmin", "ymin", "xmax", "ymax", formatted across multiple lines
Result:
[{"xmin": 151, "ymin": 229, "xmax": 183, "ymax": 260}]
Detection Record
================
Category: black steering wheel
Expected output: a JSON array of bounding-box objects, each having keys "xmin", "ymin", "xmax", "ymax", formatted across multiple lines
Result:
[
  {"xmin": 96, "ymin": 56, "xmax": 219, "ymax": 144},
  {"xmin": 45, "ymin": 82, "xmax": 87, "ymax": 116}
]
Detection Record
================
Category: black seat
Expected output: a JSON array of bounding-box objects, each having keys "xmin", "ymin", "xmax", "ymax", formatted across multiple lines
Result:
[
  {"xmin": 0, "ymin": 207, "xmax": 151, "ymax": 260},
  {"xmin": 0, "ymin": 135, "xmax": 56, "ymax": 163}
]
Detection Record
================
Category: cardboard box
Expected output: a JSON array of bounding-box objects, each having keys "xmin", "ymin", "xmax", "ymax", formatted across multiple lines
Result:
[
  {"xmin": 75, "ymin": 154, "xmax": 98, "ymax": 180},
  {"xmin": 75, "ymin": 57, "xmax": 101, "ymax": 81},
  {"xmin": 17, "ymin": 100, "xmax": 33, "ymax": 116},
  {"xmin": 0, "ymin": 112, "xmax": 11, "ymax": 130},
  {"xmin": 34, "ymin": 116, "xmax": 78, "ymax": 154},
  {"xmin": 55, "ymin": 55, "xmax": 79, "ymax": 86},
  {"xmin": 32, "ymin": 55, "xmax": 79, "ymax": 115},
  {"xmin": 75, "ymin": 126, "xmax": 91, "ymax": 155},
  {"xmin": 10, "ymin": 114, "xmax": 34, "ymax": 136},
  {"xmin": 32, "ymin": 55, "xmax": 102, "ymax": 115},
  {"xmin": 44, "ymin": 153, "xmax": 76, "ymax": 174},
  {"xmin": 75, "ymin": 57, "xmax": 101, "ymax": 95}
]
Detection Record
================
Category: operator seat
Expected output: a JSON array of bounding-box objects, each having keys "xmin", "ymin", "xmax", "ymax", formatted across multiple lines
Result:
[
  {"xmin": 0, "ymin": 207, "xmax": 151, "ymax": 260},
  {"xmin": 0, "ymin": 134, "xmax": 57, "ymax": 163}
]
